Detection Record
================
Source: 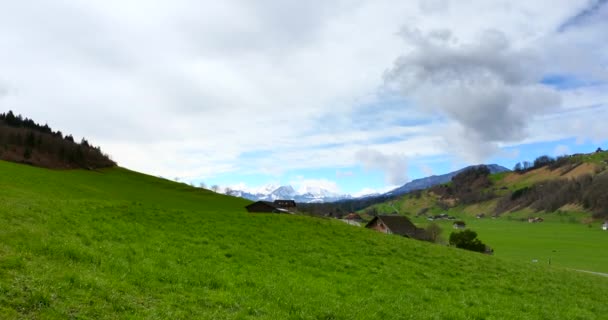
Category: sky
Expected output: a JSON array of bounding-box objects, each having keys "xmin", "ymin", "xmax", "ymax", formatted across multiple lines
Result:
[{"xmin": 1, "ymin": 0, "xmax": 607, "ymax": 196}]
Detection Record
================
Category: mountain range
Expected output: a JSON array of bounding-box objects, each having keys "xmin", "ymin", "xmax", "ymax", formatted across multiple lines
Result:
[
  {"xmin": 226, "ymin": 164, "xmax": 510, "ymax": 203},
  {"xmin": 226, "ymin": 185, "xmax": 353, "ymax": 203}
]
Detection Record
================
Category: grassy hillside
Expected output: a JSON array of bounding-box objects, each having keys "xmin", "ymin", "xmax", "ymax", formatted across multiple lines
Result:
[{"xmin": 2, "ymin": 161, "xmax": 608, "ymax": 319}]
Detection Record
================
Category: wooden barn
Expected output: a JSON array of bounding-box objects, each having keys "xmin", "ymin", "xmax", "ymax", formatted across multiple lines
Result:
[
  {"xmin": 245, "ymin": 201, "xmax": 292, "ymax": 214},
  {"xmin": 365, "ymin": 215, "xmax": 429, "ymax": 240}
]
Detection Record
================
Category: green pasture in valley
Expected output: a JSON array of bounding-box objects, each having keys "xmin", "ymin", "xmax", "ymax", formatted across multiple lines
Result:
[
  {"xmin": 412, "ymin": 213, "xmax": 608, "ymax": 274},
  {"xmin": 1, "ymin": 160, "xmax": 608, "ymax": 319}
]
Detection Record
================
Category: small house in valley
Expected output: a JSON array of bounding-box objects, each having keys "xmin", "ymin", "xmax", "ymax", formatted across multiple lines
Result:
[
  {"xmin": 344, "ymin": 213, "xmax": 363, "ymax": 222},
  {"xmin": 528, "ymin": 217, "xmax": 544, "ymax": 223},
  {"xmin": 245, "ymin": 201, "xmax": 292, "ymax": 214},
  {"xmin": 341, "ymin": 213, "xmax": 364, "ymax": 226},
  {"xmin": 453, "ymin": 221, "xmax": 466, "ymax": 229},
  {"xmin": 602, "ymin": 221, "xmax": 608, "ymax": 231},
  {"xmin": 365, "ymin": 215, "xmax": 429, "ymax": 240}
]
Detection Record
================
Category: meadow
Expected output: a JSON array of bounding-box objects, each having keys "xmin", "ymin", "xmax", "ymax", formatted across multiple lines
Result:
[
  {"xmin": 411, "ymin": 214, "xmax": 608, "ymax": 273},
  {"xmin": 2, "ymin": 160, "xmax": 608, "ymax": 319}
]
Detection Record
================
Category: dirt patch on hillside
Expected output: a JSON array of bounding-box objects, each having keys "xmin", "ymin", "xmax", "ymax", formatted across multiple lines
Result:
[
  {"xmin": 559, "ymin": 203, "xmax": 585, "ymax": 212},
  {"xmin": 502, "ymin": 167, "xmax": 559, "ymax": 185},
  {"xmin": 561, "ymin": 163, "xmax": 598, "ymax": 179}
]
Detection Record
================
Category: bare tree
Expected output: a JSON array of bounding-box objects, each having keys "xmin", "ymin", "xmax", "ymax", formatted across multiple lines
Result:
[
  {"xmin": 425, "ymin": 223, "xmax": 443, "ymax": 243},
  {"xmin": 199, "ymin": 182, "xmax": 207, "ymax": 189},
  {"xmin": 211, "ymin": 185, "xmax": 219, "ymax": 193}
]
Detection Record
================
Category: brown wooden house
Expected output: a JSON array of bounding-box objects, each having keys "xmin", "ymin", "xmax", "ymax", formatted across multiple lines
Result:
[
  {"xmin": 245, "ymin": 201, "xmax": 291, "ymax": 214},
  {"xmin": 365, "ymin": 215, "xmax": 429, "ymax": 240},
  {"xmin": 274, "ymin": 200, "xmax": 296, "ymax": 210}
]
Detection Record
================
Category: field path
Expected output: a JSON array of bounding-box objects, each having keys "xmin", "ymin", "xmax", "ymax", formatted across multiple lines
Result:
[{"xmin": 573, "ymin": 269, "xmax": 608, "ymax": 277}]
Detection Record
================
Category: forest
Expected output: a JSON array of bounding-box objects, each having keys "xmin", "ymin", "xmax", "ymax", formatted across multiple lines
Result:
[{"xmin": 0, "ymin": 111, "xmax": 115, "ymax": 169}]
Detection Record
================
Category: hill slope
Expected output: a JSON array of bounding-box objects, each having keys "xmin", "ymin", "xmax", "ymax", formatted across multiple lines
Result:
[
  {"xmin": 385, "ymin": 164, "xmax": 510, "ymax": 196},
  {"xmin": 1, "ymin": 160, "xmax": 608, "ymax": 319}
]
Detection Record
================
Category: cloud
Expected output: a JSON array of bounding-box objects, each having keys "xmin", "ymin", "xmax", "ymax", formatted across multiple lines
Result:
[
  {"xmin": 0, "ymin": 0, "xmax": 606, "ymax": 190},
  {"xmin": 554, "ymin": 145, "xmax": 571, "ymax": 156},
  {"xmin": 355, "ymin": 149, "xmax": 408, "ymax": 185},
  {"xmin": 352, "ymin": 185, "xmax": 398, "ymax": 197},
  {"xmin": 558, "ymin": 0, "xmax": 608, "ymax": 32},
  {"xmin": 0, "ymin": 0, "xmax": 421, "ymax": 180},
  {"xmin": 385, "ymin": 28, "xmax": 562, "ymax": 162}
]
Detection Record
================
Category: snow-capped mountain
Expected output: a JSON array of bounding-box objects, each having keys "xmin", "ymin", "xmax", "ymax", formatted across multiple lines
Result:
[
  {"xmin": 226, "ymin": 185, "xmax": 352, "ymax": 203},
  {"xmin": 270, "ymin": 186, "xmax": 298, "ymax": 200}
]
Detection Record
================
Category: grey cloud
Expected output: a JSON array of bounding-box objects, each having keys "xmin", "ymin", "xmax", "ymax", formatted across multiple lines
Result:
[
  {"xmin": 356, "ymin": 149, "xmax": 408, "ymax": 185},
  {"xmin": 390, "ymin": 29, "xmax": 543, "ymax": 87},
  {"xmin": 558, "ymin": 0, "xmax": 608, "ymax": 32},
  {"xmin": 386, "ymin": 28, "xmax": 561, "ymax": 160}
]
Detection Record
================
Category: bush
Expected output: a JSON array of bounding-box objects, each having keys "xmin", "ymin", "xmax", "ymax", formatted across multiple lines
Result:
[{"xmin": 449, "ymin": 230, "xmax": 487, "ymax": 253}]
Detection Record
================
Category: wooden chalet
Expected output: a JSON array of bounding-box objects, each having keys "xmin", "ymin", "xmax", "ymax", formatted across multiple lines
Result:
[
  {"xmin": 365, "ymin": 215, "xmax": 429, "ymax": 240},
  {"xmin": 274, "ymin": 200, "xmax": 296, "ymax": 210},
  {"xmin": 245, "ymin": 201, "xmax": 292, "ymax": 214}
]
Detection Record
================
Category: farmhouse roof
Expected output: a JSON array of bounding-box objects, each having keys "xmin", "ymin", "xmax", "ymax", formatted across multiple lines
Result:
[
  {"xmin": 366, "ymin": 215, "xmax": 423, "ymax": 238},
  {"xmin": 273, "ymin": 200, "xmax": 296, "ymax": 208},
  {"xmin": 245, "ymin": 201, "xmax": 291, "ymax": 213},
  {"xmin": 344, "ymin": 213, "xmax": 363, "ymax": 221}
]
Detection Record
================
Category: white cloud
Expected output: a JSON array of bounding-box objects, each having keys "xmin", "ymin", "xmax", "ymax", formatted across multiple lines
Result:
[
  {"xmin": 355, "ymin": 149, "xmax": 408, "ymax": 185},
  {"xmin": 352, "ymin": 185, "xmax": 398, "ymax": 197}
]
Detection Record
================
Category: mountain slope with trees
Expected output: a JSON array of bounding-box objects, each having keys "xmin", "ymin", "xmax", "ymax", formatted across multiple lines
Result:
[
  {"xmin": 0, "ymin": 111, "xmax": 115, "ymax": 169},
  {"xmin": 365, "ymin": 149, "xmax": 608, "ymax": 219}
]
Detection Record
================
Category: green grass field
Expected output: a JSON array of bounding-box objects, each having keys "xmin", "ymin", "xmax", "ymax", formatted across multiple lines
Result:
[
  {"xmin": 412, "ymin": 214, "xmax": 608, "ymax": 273},
  {"xmin": 2, "ymin": 161, "xmax": 608, "ymax": 319}
]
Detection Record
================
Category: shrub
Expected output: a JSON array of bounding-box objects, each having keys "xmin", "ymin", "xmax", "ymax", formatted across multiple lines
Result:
[{"xmin": 449, "ymin": 229, "xmax": 487, "ymax": 253}]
